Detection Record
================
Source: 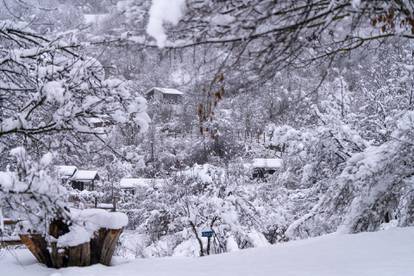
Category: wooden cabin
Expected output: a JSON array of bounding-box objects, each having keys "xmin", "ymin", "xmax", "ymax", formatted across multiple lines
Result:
[
  {"xmin": 70, "ymin": 170, "xmax": 100, "ymax": 191},
  {"xmin": 251, "ymin": 158, "xmax": 283, "ymax": 179},
  {"xmin": 145, "ymin": 87, "xmax": 184, "ymax": 104}
]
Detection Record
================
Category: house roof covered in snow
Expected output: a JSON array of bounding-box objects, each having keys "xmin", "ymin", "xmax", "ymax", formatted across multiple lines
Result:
[
  {"xmin": 252, "ymin": 158, "xmax": 283, "ymax": 169},
  {"xmin": 72, "ymin": 170, "xmax": 99, "ymax": 181},
  {"xmin": 146, "ymin": 87, "xmax": 184, "ymax": 95},
  {"xmin": 56, "ymin": 166, "xmax": 77, "ymax": 178},
  {"xmin": 120, "ymin": 178, "xmax": 166, "ymax": 189}
]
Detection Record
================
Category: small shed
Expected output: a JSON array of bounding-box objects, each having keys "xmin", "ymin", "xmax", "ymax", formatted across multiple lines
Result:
[
  {"xmin": 56, "ymin": 165, "xmax": 77, "ymax": 180},
  {"xmin": 145, "ymin": 87, "xmax": 184, "ymax": 104},
  {"xmin": 251, "ymin": 158, "xmax": 283, "ymax": 178},
  {"xmin": 120, "ymin": 178, "xmax": 166, "ymax": 195},
  {"xmin": 70, "ymin": 170, "xmax": 100, "ymax": 191}
]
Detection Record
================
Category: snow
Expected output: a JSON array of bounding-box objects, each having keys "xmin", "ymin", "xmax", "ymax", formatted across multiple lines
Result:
[
  {"xmin": 0, "ymin": 235, "xmax": 20, "ymax": 242},
  {"xmin": 56, "ymin": 165, "xmax": 77, "ymax": 177},
  {"xmin": 39, "ymin": 153, "xmax": 53, "ymax": 166},
  {"xmin": 210, "ymin": 14, "xmax": 236, "ymax": 26},
  {"xmin": 57, "ymin": 209, "xmax": 128, "ymax": 248},
  {"xmin": 43, "ymin": 81, "xmax": 65, "ymax": 104},
  {"xmin": 2, "ymin": 227, "xmax": 414, "ymax": 275},
  {"xmin": 120, "ymin": 178, "xmax": 167, "ymax": 189},
  {"xmin": 84, "ymin": 14, "xmax": 109, "ymax": 25},
  {"xmin": 72, "ymin": 170, "xmax": 98, "ymax": 181},
  {"xmin": 181, "ymin": 164, "xmax": 224, "ymax": 184},
  {"xmin": 57, "ymin": 225, "xmax": 90, "ymax": 247},
  {"xmin": 0, "ymin": 171, "xmax": 14, "ymax": 189},
  {"xmin": 97, "ymin": 203, "xmax": 114, "ymax": 209},
  {"xmin": 172, "ymin": 239, "xmax": 199, "ymax": 257},
  {"xmin": 0, "ymin": 117, "xmax": 22, "ymax": 133},
  {"xmin": 71, "ymin": 208, "xmax": 128, "ymax": 230},
  {"xmin": 225, "ymin": 235, "xmax": 240, "ymax": 252},
  {"xmin": 146, "ymin": 0, "xmax": 187, "ymax": 48},
  {"xmin": 252, "ymin": 158, "xmax": 283, "ymax": 169},
  {"xmin": 148, "ymin": 87, "xmax": 184, "ymax": 95},
  {"xmin": 352, "ymin": 0, "xmax": 361, "ymax": 9}
]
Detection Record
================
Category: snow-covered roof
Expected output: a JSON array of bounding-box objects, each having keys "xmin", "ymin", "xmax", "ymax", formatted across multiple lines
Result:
[
  {"xmin": 56, "ymin": 166, "xmax": 77, "ymax": 178},
  {"xmin": 147, "ymin": 87, "xmax": 184, "ymax": 95},
  {"xmin": 72, "ymin": 170, "xmax": 99, "ymax": 181},
  {"xmin": 120, "ymin": 178, "xmax": 166, "ymax": 189},
  {"xmin": 96, "ymin": 203, "xmax": 114, "ymax": 209},
  {"xmin": 252, "ymin": 158, "xmax": 283, "ymax": 169}
]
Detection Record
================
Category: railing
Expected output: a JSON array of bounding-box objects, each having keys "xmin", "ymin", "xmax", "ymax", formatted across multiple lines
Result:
[{"xmin": 1, "ymin": 219, "xmax": 23, "ymax": 247}]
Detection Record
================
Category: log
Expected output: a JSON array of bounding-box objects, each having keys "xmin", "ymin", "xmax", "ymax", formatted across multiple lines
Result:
[
  {"xmin": 68, "ymin": 242, "xmax": 90, "ymax": 267},
  {"xmin": 99, "ymin": 229, "xmax": 123, "ymax": 265},
  {"xmin": 20, "ymin": 234, "xmax": 52, "ymax": 267},
  {"xmin": 50, "ymin": 242, "xmax": 66, "ymax": 268},
  {"xmin": 90, "ymin": 228, "xmax": 107, "ymax": 264},
  {"xmin": 79, "ymin": 242, "xmax": 91, "ymax": 267}
]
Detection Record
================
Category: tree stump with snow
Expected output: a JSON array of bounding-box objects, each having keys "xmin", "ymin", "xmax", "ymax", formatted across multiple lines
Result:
[{"xmin": 18, "ymin": 209, "xmax": 128, "ymax": 268}]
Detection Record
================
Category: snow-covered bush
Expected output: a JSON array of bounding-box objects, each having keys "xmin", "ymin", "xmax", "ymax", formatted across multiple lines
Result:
[
  {"xmin": 287, "ymin": 111, "xmax": 414, "ymax": 238},
  {"xmin": 117, "ymin": 163, "xmax": 278, "ymax": 257},
  {"xmin": 0, "ymin": 148, "xmax": 69, "ymax": 234}
]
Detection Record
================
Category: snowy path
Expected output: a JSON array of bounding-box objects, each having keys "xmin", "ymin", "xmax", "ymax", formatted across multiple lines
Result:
[{"xmin": 1, "ymin": 227, "xmax": 414, "ymax": 276}]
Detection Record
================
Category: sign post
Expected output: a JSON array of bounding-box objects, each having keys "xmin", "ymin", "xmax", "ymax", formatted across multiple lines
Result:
[{"xmin": 201, "ymin": 229, "xmax": 214, "ymax": 255}]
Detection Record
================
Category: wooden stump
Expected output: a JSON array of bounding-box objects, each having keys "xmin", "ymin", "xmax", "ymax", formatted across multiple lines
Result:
[{"xmin": 19, "ymin": 227, "xmax": 123, "ymax": 268}]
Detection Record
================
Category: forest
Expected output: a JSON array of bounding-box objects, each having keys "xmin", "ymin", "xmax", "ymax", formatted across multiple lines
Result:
[{"xmin": 0, "ymin": 1, "xmax": 414, "ymax": 275}]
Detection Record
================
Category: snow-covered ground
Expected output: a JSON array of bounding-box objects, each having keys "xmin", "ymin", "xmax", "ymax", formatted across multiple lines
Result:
[{"xmin": 1, "ymin": 227, "xmax": 414, "ymax": 276}]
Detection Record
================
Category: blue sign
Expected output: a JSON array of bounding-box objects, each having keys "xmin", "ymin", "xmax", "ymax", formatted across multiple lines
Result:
[{"xmin": 201, "ymin": 229, "xmax": 214, "ymax": 238}]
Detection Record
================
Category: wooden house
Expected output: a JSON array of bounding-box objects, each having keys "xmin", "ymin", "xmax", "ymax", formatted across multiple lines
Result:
[
  {"xmin": 145, "ymin": 87, "xmax": 184, "ymax": 104},
  {"xmin": 251, "ymin": 158, "xmax": 283, "ymax": 178},
  {"xmin": 70, "ymin": 170, "xmax": 100, "ymax": 191}
]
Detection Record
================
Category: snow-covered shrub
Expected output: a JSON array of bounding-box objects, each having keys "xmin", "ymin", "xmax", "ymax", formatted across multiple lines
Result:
[
  {"xmin": 287, "ymin": 111, "xmax": 414, "ymax": 238},
  {"xmin": 0, "ymin": 148, "xmax": 70, "ymax": 234},
  {"xmin": 117, "ymin": 163, "xmax": 278, "ymax": 257}
]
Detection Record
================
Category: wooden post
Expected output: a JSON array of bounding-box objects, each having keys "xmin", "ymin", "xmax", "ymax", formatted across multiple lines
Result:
[{"xmin": 206, "ymin": 236, "xmax": 211, "ymax": 255}]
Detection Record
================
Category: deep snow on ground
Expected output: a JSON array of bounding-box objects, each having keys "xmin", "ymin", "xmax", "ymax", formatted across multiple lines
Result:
[{"xmin": 1, "ymin": 227, "xmax": 414, "ymax": 276}]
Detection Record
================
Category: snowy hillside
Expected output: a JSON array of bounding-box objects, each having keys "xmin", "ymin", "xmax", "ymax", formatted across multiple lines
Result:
[{"xmin": 2, "ymin": 227, "xmax": 414, "ymax": 276}]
